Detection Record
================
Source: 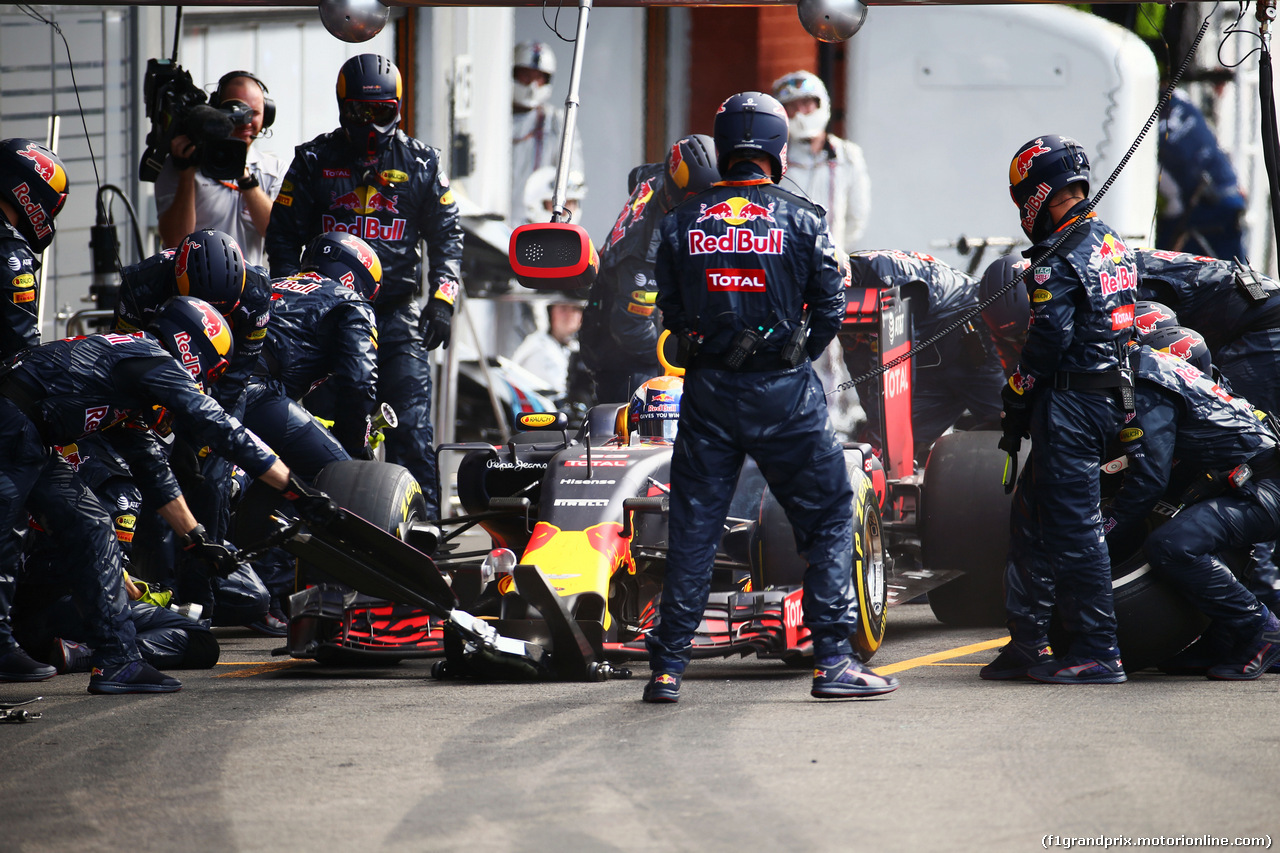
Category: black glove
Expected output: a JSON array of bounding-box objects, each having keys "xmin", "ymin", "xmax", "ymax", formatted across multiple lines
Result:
[
  {"xmin": 419, "ymin": 298, "xmax": 453, "ymax": 351},
  {"xmin": 180, "ymin": 523, "xmax": 241, "ymax": 578},
  {"xmin": 280, "ymin": 474, "xmax": 338, "ymax": 526},
  {"xmin": 1000, "ymin": 381, "xmax": 1033, "ymax": 446}
]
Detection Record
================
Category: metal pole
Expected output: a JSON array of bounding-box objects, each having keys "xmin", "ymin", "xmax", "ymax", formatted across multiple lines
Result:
[
  {"xmin": 550, "ymin": 0, "xmax": 592, "ymax": 222},
  {"xmin": 37, "ymin": 114, "xmax": 61, "ymax": 343}
]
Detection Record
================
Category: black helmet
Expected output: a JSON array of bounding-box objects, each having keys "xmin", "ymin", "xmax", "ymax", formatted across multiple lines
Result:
[
  {"xmin": 662, "ymin": 134, "xmax": 719, "ymax": 210},
  {"xmin": 1141, "ymin": 324, "xmax": 1211, "ymax": 374},
  {"xmin": 301, "ymin": 232, "xmax": 383, "ymax": 302},
  {"xmin": 1133, "ymin": 300, "xmax": 1179, "ymax": 336},
  {"xmin": 149, "ymin": 295, "xmax": 235, "ymax": 391},
  {"xmin": 713, "ymin": 92, "xmax": 790, "ymax": 183},
  {"xmin": 0, "ymin": 139, "xmax": 69, "ymax": 252},
  {"xmin": 174, "ymin": 229, "xmax": 246, "ymax": 314},
  {"xmin": 978, "ymin": 255, "xmax": 1031, "ymax": 344},
  {"xmin": 336, "ymin": 54, "xmax": 402, "ymax": 156},
  {"xmin": 1008, "ymin": 135, "xmax": 1090, "ymax": 242}
]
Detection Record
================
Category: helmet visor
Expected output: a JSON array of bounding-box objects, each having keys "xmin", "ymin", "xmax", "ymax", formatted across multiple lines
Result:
[{"xmin": 341, "ymin": 100, "xmax": 398, "ymax": 127}]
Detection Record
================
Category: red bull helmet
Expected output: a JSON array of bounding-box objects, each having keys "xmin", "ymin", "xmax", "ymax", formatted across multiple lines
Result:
[
  {"xmin": 627, "ymin": 375, "xmax": 683, "ymax": 442},
  {"xmin": 1133, "ymin": 300, "xmax": 1180, "ymax": 336},
  {"xmin": 1008, "ymin": 135, "xmax": 1090, "ymax": 243},
  {"xmin": 713, "ymin": 92, "xmax": 790, "ymax": 183},
  {"xmin": 301, "ymin": 231, "xmax": 383, "ymax": 302},
  {"xmin": 174, "ymin": 229, "xmax": 246, "ymax": 315},
  {"xmin": 662, "ymin": 134, "xmax": 719, "ymax": 210},
  {"xmin": 149, "ymin": 295, "xmax": 235, "ymax": 392},
  {"xmin": 1141, "ymin": 325, "xmax": 1211, "ymax": 373},
  {"xmin": 978, "ymin": 255, "xmax": 1031, "ymax": 346},
  {"xmin": 336, "ymin": 54, "xmax": 403, "ymax": 157},
  {"xmin": 0, "ymin": 138, "xmax": 69, "ymax": 253}
]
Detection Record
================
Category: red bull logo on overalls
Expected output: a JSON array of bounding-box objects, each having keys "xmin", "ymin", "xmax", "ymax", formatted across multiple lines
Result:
[{"xmin": 694, "ymin": 197, "xmax": 775, "ymax": 226}]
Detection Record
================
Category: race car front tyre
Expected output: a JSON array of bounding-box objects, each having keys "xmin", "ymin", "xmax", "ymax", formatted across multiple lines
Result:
[{"xmin": 852, "ymin": 473, "xmax": 888, "ymax": 660}]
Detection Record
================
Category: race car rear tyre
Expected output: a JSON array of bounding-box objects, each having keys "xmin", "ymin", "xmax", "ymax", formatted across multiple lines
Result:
[
  {"xmin": 852, "ymin": 474, "xmax": 888, "ymax": 661},
  {"xmin": 921, "ymin": 430, "xmax": 1014, "ymax": 627}
]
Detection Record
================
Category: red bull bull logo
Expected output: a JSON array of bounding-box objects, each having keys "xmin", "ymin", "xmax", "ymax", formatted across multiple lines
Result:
[
  {"xmin": 1097, "ymin": 233, "xmax": 1128, "ymax": 260},
  {"xmin": 1010, "ymin": 139, "xmax": 1052, "ymax": 184},
  {"xmin": 1135, "ymin": 305, "xmax": 1174, "ymax": 334},
  {"xmin": 330, "ymin": 187, "xmax": 399, "ymax": 215},
  {"xmin": 344, "ymin": 236, "xmax": 376, "ymax": 270},
  {"xmin": 695, "ymin": 197, "xmax": 775, "ymax": 226},
  {"xmin": 175, "ymin": 239, "xmax": 196, "ymax": 280},
  {"xmin": 705, "ymin": 268, "xmax": 767, "ymax": 291},
  {"xmin": 17, "ymin": 144, "xmax": 66, "ymax": 191},
  {"xmin": 1163, "ymin": 333, "xmax": 1197, "ymax": 361},
  {"xmin": 649, "ymin": 391, "xmax": 676, "ymax": 403}
]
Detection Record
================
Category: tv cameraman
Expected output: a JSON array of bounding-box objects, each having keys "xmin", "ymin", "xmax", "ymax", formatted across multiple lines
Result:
[{"xmin": 156, "ymin": 71, "xmax": 284, "ymax": 266}]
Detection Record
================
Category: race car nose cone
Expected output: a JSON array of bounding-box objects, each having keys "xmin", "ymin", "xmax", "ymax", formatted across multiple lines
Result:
[
  {"xmin": 319, "ymin": 0, "xmax": 389, "ymax": 43},
  {"xmin": 797, "ymin": 0, "xmax": 868, "ymax": 42}
]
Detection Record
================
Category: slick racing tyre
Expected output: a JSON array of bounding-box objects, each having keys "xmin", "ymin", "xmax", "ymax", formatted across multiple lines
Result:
[
  {"xmin": 921, "ymin": 431, "xmax": 1014, "ymax": 627},
  {"xmin": 852, "ymin": 472, "xmax": 888, "ymax": 660}
]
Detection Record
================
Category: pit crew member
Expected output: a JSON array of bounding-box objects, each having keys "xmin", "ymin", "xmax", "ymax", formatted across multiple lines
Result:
[
  {"xmin": 644, "ymin": 91, "xmax": 899, "ymax": 703},
  {"xmin": 1104, "ymin": 329, "xmax": 1280, "ymax": 679},
  {"xmin": 580, "ymin": 134, "xmax": 719, "ymax": 402},
  {"xmin": 0, "ymin": 138, "xmax": 68, "ymax": 682},
  {"xmin": 983, "ymin": 134, "xmax": 1137, "ymax": 685},
  {"xmin": 0, "ymin": 297, "xmax": 323, "ymax": 693},
  {"xmin": 845, "ymin": 249, "xmax": 1006, "ymax": 459},
  {"xmin": 265, "ymin": 53, "xmax": 463, "ymax": 516}
]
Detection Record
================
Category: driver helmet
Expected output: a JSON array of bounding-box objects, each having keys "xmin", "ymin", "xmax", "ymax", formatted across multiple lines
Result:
[
  {"xmin": 1141, "ymin": 324, "xmax": 1212, "ymax": 374},
  {"xmin": 1133, "ymin": 300, "xmax": 1180, "ymax": 336},
  {"xmin": 1008, "ymin": 134, "xmax": 1090, "ymax": 242},
  {"xmin": 174, "ymin": 229, "xmax": 246, "ymax": 314},
  {"xmin": 771, "ymin": 70, "xmax": 831, "ymax": 142},
  {"xmin": 713, "ymin": 92, "xmax": 790, "ymax": 183},
  {"xmin": 336, "ymin": 54, "xmax": 402, "ymax": 157},
  {"xmin": 0, "ymin": 138, "xmax": 69, "ymax": 252},
  {"xmin": 628, "ymin": 375, "xmax": 683, "ymax": 442},
  {"xmin": 149, "ymin": 295, "xmax": 234, "ymax": 392},
  {"xmin": 301, "ymin": 232, "xmax": 383, "ymax": 302}
]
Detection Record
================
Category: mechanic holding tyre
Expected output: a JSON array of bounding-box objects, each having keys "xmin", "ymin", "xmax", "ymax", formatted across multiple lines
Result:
[
  {"xmin": 1132, "ymin": 249, "xmax": 1280, "ymax": 612},
  {"xmin": 265, "ymin": 54, "xmax": 464, "ymax": 518},
  {"xmin": 0, "ymin": 296, "xmax": 328, "ymax": 693},
  {"xmin": 1103, "ymin": 328, "xmax": 1280, "ymax": 679},
  {"xmin": 983, "ymin": 135, "xmax": 1137, "ymax": 685},
  {"xmin": 643, "ymin": 92, "xmax": 899, "ymax": 703}
]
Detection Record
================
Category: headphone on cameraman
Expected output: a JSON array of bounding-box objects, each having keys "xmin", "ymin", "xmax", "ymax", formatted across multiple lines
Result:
[{"xmin": 213, "ymin": 70, "xmax": 276, "ymax": 130}]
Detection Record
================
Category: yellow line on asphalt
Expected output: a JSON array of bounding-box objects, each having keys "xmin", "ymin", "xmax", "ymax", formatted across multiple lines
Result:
[
  {"xmin": 214, "ymin": 660, "xmax": 304, "ymax": 678},
  {"xmin": 874, "ymin": 637, "xmax": 1007, "ymax": 675}
]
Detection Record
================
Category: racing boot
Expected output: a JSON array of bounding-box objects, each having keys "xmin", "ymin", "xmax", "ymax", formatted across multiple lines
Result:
[
  {"xmin": 980, "ymin": 642, "xmax": 1055, "ymax": 681},
  {"xmin": 1027, "ymin": 656, "xmax": 1127, "ymax": 684},
  {"xmin": 811, "ymin": 655, "xmax": 899, "ymax": 698},
  {"xmin": 642, "ymin": 671, "xmax": 682, "ymax": 703},
  {"xmin": 1206, "ymin": 613, "xmax": 1280, "ymax": 681},
  {"xmin": 0, "ymin": 646, "xmax": 56, "ymax": 682},
  {"xmin": 88, "ymin": 660, "xmax": 182, "ymax": 695}
]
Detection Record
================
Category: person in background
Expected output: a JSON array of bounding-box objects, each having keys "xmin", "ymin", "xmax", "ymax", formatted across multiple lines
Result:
[
  {"xmin": 512, "ymin": 298, "xmax": 584, "ymax": 396},
  {"xmin": 511, "ymin": 41, "xmax": 586, "ymax": 226},
  {"xmin": 771, "ymin": 70, "xmax": 870, "ymax": 254}
]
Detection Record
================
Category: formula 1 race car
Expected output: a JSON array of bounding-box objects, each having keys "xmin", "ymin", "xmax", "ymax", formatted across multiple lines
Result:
[{"xmin": 265, "ymin": 285, "xmax": 1210, "ymax": 677}]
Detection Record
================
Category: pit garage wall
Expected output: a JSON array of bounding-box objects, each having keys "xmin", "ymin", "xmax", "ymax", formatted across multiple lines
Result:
[{"xmin": 845, "ymin": 5, "xmax": 1159, "ymax": 270}]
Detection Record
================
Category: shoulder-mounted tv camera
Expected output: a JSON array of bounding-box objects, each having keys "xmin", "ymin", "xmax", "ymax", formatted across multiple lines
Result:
[{"xmin": 138, "ymin": 58, "xmax": 250, "ymax": 184}]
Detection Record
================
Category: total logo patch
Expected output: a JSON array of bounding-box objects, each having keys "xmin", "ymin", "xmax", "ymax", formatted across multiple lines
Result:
[{"xmin": 706, "ymin": 268, "xmax": 765, "ymax": 292}]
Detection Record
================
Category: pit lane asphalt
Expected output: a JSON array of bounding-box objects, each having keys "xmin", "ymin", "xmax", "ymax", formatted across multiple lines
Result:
[{"xmin": 2, "ymin": 603, "xmax": 1276, "ymax": 853}]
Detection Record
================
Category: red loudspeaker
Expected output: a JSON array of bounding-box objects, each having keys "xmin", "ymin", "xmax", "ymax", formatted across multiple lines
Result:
[{"xmin": 509, "ymin": 222, "xmax": 598, "ymax": 291}]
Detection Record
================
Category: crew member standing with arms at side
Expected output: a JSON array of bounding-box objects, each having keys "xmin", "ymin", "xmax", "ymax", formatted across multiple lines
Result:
[
  {"xmin": 266, "ymin": 54, "xmax": 464, "ymax": 516},
  {"xmin": 983, "ymin": 135, "xmax": 1138, "ymax": 684},
  {"xmin": 643, "ymin": 92, "xmax": 899, "ymax": 703}
]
